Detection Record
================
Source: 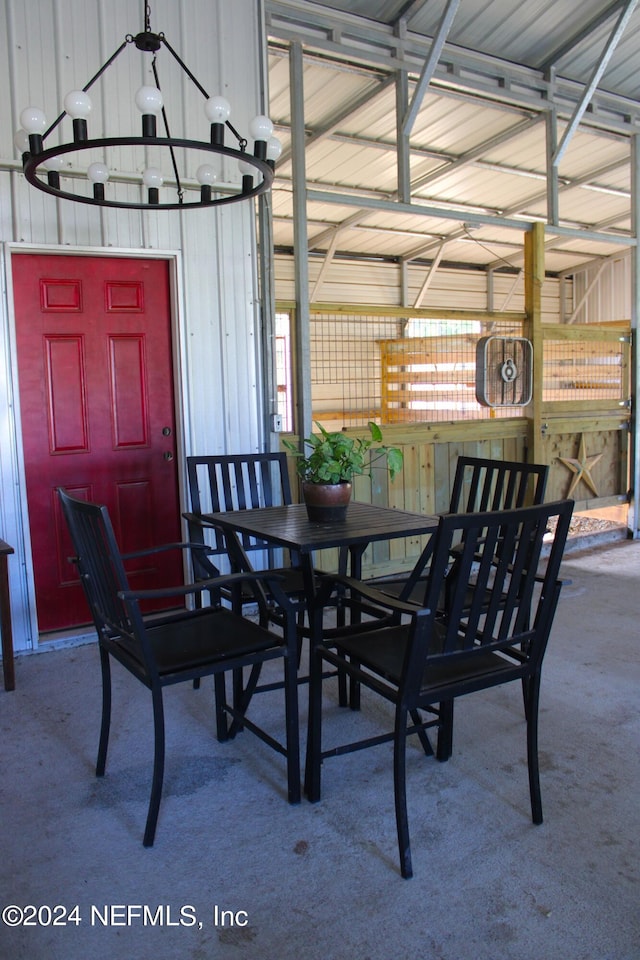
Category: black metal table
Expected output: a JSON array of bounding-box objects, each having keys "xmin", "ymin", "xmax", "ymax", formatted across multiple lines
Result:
[
  {"xmin": 204, "ymin": 500, "xmax": 438, "ymax": 601},
  {"xmin": 206, "ymin": 501, "xmax": 439, "ymax": 775}
]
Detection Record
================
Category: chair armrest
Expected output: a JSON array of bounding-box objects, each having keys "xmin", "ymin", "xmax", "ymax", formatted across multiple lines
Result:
[
  {"xmin": 318, "ymin": 572, "xmax": 426, "ymax": 617},
  {"xmin": 118, "ymin": 570, "xmax": 288, "ymax": 602},
  {"xmin": 121, "ymin": 541, "xmax": 213, "ymax": 560},
  {"xmin": 182, "ymin": 511, "xmax": 219, "ymax": 529}
]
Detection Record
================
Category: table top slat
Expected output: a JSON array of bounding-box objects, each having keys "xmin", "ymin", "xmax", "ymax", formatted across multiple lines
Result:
[{"xmin": 204, "ymin": 502, "xmax": 438, "ymax": 553}]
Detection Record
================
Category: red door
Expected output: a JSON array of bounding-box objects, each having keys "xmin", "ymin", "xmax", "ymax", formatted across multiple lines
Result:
[{"xmin": 13, "ymin": 254, "xmax": 183, "ymax": 632}]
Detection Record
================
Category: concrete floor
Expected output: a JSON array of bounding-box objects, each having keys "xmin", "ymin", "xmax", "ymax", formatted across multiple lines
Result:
[{"xmin": 0, "ymin": 538, "xmax": 638, "ymax": 960}]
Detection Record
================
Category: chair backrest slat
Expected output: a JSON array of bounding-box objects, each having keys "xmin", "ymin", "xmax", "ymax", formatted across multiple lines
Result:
[
  {"xmin": 401, "ymin": 456, "xmax": 549, "ymax": 598},
  {"xmin": 451, "ymin": 456, "xmax": 548, "ymax": 515},
  {"xmin": 186, "ymin": 453, "xmax": 293, "ymax": 560},
  {"xmin": 57, "ymin": 488, "xmax": 139, "ymax": 646},
  {"xmin": 403, "ymin": 499, "xmax": 573, "ymax": 699}
]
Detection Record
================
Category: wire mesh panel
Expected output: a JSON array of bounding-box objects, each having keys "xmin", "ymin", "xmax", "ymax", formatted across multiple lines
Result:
[
  {"xmin": 286, "ymin": 309, "xmax": 630, "ymax": 430},
  {"xmin": 310, "ymin": 312, "xmax": 400, "ymax": 427},
  {"xmin": 309, "ymin": 312, "xmax": 526, "ymax": 427},
  {"xmin": 542, "ymin": 335, "xmax": 629, "ymax": 403}
]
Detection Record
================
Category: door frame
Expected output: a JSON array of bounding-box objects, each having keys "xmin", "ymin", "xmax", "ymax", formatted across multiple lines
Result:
[{"xmin": 1, "ymin": 242, "xmax": 189, "ymax": 652}]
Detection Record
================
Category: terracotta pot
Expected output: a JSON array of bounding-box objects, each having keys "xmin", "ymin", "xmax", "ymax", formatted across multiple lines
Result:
[{"xmin": 302, "ymin": 481, "xmax": 352, "ymax": 522}]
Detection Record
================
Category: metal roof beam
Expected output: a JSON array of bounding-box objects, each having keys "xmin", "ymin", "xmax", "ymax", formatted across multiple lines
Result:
[
  {"xmin": 310, "ymin": 231, "xmax": 340, "ymax": 300},
  {"xmin": 486, "ymin": 236, "xmax": 602, "ymax": 271},
  {"xmin": 277, "ymin": 74, "xmax": 395, "ymax": 166},
  {"xmin": 538, "ymin": 0, "xmax": 628, "ymax": 72},
  {"xmin": 394, "ymin": 0, "xmax": 429, "ymax": 27},
  {"xmin": 307, "ymin": 186, "xmax": 522, "ymax": 229},
  {"xmin": 499, "ymin": 158, "xmax": 632, "ymax": 220},
  {"xmin": 309, "ymin": 209, "xmax": 371, "ymax": 250},
  {"xmin": 266, "ymin": 0, "xmax": 640, "ymax": 134},
  {"xmin": 498, "ymin": 269, "xmax": 523, "ymax": 311},
  {"xmin": 410, "ymin": 115, "xmax": 542, "ymax": 192},
  {"xmin": 413, "ymin": 241, "xmax": 447, "ymax": 306},
  {"xmin": 557, "ymin": 249, "xmax": 629, "ymax": 278},
  {"xmin": 553, "ymin": 0, "xmax": 640, "ymax": 166},
  {"xmin": 401, "ymin": 0, "xmax": 461, "ymax": 138},
  {"xmin": 305, "ymin": 187, "xmax": 636, "ymax": 249},
  {"xmin": 402, "ymin": 227, "xmax": 465, "ymax": 262},
  {"xmin": 302, "ymin": 115, "xmax": 542, "ymax": 256}
]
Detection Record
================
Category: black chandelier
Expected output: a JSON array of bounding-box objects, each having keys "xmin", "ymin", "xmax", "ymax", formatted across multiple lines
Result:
[{"xmin": 14, "ymin": 2, "xmax": 280, "ymax": 211}]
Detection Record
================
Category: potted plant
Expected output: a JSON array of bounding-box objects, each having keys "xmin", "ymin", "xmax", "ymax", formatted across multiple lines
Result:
[{"xmin": 283, "ymin": 421, "xmax": 403, "ymax": 521}]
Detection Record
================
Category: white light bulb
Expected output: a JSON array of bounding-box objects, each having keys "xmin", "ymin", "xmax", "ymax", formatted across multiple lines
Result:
[
  {"xmin": 20, "ymin": 106, "xmax": 47, "ymax": 135},
  {"xmin": 266, "ymin": 136, "xmax": 282, "ymax": 162},
  {"xmin": 63, "ymin": 90, "xmax": 92, "ymax": 119},
  {"xmin": 196, "ymin": 164, "xmax": 217, "ymax": 185},
  {"xmin": 14, "ymin": 129, "xmax": 30, "ymax": 154},
  {"xmin": 135, "ymin": 86, "xmax": 163, "ymax": 115},
  {"xmin": 204, "ymin": 96, "xmax": 231, "ymax": 123},
  {"xmin": 238, "ymin": 159, "xmax": 254, "ymax": 176},
  {"xmin": 249, "ymin": 114, "xmax": 273, "ymax": 141},
  {"xmin": 87, "ymin": 161, "xmax": 109, "ymax": 183},
  {"xmin": 142, "ymin": 167, "xmax": 163, "ymax": 189},
  {"xmin": 43, "ymin": 155, "xmax": 64, "ymax": 172}
]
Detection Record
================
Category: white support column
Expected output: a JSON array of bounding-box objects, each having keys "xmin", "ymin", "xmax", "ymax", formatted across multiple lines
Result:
[
  {"xmin": 630, "ymin": 134, "xmax": 640, "ymax": 536},
  {"xmin": 289, "ymin": 41, "xmax": 313, "ymax": 444}
]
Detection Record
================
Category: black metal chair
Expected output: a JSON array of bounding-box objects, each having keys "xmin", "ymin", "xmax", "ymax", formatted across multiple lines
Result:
[
  {"xmin": 184, "ymin": 452, "xmax": 319, "ymax": 613},
  {"xmin": 58, "ymin": 487, "xmax": 300, "ymax": 847},
  {"xmin": 373, "ymin": 455, "xmax": 549, "ymax": 604},
  {"xmin": 184, "ymin": 453, "xmax": 347, "ymax": 702},
  {"xmin": 305, "ymin": 498, "xmax": 573, "ymax": 879}
]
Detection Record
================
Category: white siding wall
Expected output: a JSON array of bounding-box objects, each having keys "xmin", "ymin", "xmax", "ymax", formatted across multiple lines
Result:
[
  {"xmin": 571, "ymin": 253, "xmax": 632, "ymax": 324},
  {"xmin": 276, "ymin": 254, "xmax": 565, "ymax": 322},
  {"xmin": 0, "ymin": 0, "xmax": 268, "ymax": 651}
]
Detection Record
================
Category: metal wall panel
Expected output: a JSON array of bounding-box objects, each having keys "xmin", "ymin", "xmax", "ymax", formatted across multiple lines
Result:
[
  {"xmin": 275, "ymin": 253, "xmax": 563, "ymax": 322},
  {"xmin": 0, "ymin": 0, "xmax": 268, "ymax": 651},
  {"xmin": 573, "ymin": 254, "xmax": 632, "ymax": 324}
]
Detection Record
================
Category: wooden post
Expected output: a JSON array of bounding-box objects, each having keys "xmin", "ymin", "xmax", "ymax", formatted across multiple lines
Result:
[{"xmin": 524, "ymin": 222, "xmax": 545, "ymax": 465}]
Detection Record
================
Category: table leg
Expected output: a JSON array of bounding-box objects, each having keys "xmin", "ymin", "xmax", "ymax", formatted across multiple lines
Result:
[
  {"xmin": 0, "ymin": 552, "xmax": 15, "ymax": 692},
  {"xmin": 346, "ymin": 544, "xmax": 368, "ymax": 710}
]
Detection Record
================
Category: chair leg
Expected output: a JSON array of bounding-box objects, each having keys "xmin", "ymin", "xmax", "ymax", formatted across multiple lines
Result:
[
  {"xmin": 227, "ymin": 664, "xmax": 263, "ymax": 739},
  {"xmin": 349, "ymin": 666, "xmax": 361, "ymax": 711},
  {"xmin": 304, "ymin": 645, "xmax": 324, "ymax": 802},
  {"xmin": 410, "ymin": 708, "xmax": 434, "ymax": 757},
  {"xmin": 393, "ymin": 705, "xmax": 413, "ymax": 879},
  {"xmin": 337, "ymin": 664, "xmax": 348, "ymax": 707},
  {"xmin": 143, "ymin": 686, "xmax": 166, "ymax": 847},
  {"xmin": 332, "ymin": 592, "xmax": 349, "ymax": 708},
  {"xmin": 296, "ymin": 611, "xmax": 305, "ymax": 668},
  {"xmin": 232, "ymin": 667, "xmax": 244, "ymax": 729},
  {"xmin": 284, "ymin": 652, "xmax": 301, "ymax": 804},
  {"xmin": 521, "ymin": 676, "xmax": 530, "ymax": 723},
  {"xmin": 96, "ymin": 646, "xmax": 111, "ymax": 777},
  {"xmin": 214, "ymin": 673, "xmax": 228, "ymax": 741},
  {"xmin": 525, "ymin": 673, "xmax": 543, "ymax": 825},
  {"xmin": 436, "ymin": 700, "xmax": 454, "ymax": 762}
]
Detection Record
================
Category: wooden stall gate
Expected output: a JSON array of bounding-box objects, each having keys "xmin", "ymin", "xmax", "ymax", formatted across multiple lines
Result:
[{"xmin": 280, "ymin": 300, "xmax": 630, "ymax": 582}]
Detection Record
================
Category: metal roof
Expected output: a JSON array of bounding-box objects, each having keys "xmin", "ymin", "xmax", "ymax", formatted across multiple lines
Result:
[{"xmin": 266, "ymin": 0, "xmax": 640, "ymax": 275}]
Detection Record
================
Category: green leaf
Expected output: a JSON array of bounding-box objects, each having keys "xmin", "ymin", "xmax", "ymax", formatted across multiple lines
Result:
[
  {"xmin": 387, "ymin": 447, "xmax": 404, "ymax": 480},
  {"xmin": 368, "ymin": 421, "xmax": 383, "ymax": 442}
]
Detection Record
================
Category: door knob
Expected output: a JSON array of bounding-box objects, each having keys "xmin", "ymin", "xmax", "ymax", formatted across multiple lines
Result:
[{"xmin": 163, "ymin": 451, "xmax": 174, "ymax": 461}]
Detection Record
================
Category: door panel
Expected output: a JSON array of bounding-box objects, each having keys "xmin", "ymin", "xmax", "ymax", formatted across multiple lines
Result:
[{"xmin": 13, "ymin": 254, "xmax": 183, "ymax": 632}]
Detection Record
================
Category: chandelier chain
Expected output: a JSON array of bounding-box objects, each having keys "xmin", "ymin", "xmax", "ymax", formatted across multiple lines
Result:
[{"xmin": 151, "ymin": 56, "xmax": 184, "ymax": 201}]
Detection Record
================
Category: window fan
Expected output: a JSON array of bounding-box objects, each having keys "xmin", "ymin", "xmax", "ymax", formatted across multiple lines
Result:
[{"xmin": 475, "ymin": 336, "xmax": 532, "ymax": 407}]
